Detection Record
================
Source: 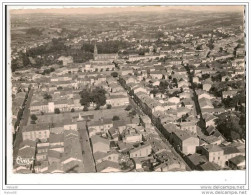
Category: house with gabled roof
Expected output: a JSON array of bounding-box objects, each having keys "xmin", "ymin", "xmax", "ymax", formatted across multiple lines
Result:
[
  {"xmin": 96, "ymin": 160, "xmax": 121, "ymax": 173},
  {"xmin": 171, "ymin": 130, "xmax": 199, "ymax": 155},
  {"xmin": 201, "ymin": 144, "xmax": 225, "ymax": 167},
  {"xmin": 129, "ymin": 143, "xmax": 152, "ymax": 158},
  {"xmin": 91, "ymin": 135, "xmax": 110, "ymax": 154},
  {"xmin": 94, "ymin": 150, "xmax": 120, "ymax": 165},
  {"xmin": 228, "ymin": 155, "xmax": 245, "ymax": 170}
]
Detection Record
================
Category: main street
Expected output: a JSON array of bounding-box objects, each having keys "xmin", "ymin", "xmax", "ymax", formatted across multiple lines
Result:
[
  {"xmin": 116, "ymin": 73, "xmax": 193, "ymax": 170},
  {"xmin": 13, "ymin": 88, "xmax": 34, "ymax": 161},
  {"xmin": 183, "ymin": 64, "xmax": 206, "ymax": 133},
  {"xmin": 129, "ymin": 94, "xmax": 192, "ymax": 171},
  {"xmin": 78, "ymin": 122, "xmax": 96, "ymax": 173}
]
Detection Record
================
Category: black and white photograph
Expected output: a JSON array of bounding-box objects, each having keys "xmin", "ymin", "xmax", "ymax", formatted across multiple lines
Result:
[{"xmin": 1, "ymin": 1, "xmax": 250, "ymax": 194}]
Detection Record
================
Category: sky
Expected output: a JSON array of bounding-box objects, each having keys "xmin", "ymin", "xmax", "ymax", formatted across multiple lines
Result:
[{"xmin": 10, "ymin": 6, "xmax": 244, "ymax": 15}]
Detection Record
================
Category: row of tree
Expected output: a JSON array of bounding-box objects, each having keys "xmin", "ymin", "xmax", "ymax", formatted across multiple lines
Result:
[
  {"xmin": 215, "ymin": 112, "xmax": 245, "ymax": 141},
  {"xmin": 81, "ymin": 40, "xmax": 132, "ymax": 54}
]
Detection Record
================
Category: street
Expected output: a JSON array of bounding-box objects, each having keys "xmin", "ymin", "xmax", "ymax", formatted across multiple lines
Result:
[
  {"xmin": 13, "ymin": 88, "xmax": 34, "ymax": 161},
  {"xmin": 129, "ymin": 94, "xmax": 192, "ymax": 171},
  {"xmin": 184, "ymin": 65, "xmax": 206, "ymax": 132},
  {"xmin": 78, "ymin": 123, "xmax": 96, "ymax": 173}
]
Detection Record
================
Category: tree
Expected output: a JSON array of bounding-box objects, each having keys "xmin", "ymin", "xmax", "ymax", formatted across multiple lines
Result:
[
  {"xmin": 159, "ymin": 80, "xmax": 169, "ymax": 93},
  {"xmin": 112, "ymin": 116, "xmax": 120, "ymax": 121},
  {"xmin": 150, "ymin": 88, "xmax": 159, "ymax": 96},
  {"xmin": 43, "ymin": 93, "xmax": 52, "ymax": 100},
  {"xmin": 202, "ymin": 74, "xmax": 210, "ymax": 80},
  {"xmin": 138, "ymin": 49, "xmax": 145, "ymax": 56},
  {"xmin": 54, "ymin": 108, "xmax": 60, "ymax": 114},
  {"xmin": 207, "ymin": 38, "xmax": 214, "ymax": 50},
  {"xmin": 30, "ymin": 114, "xmax": 38, "ymax": 122},
  {"xmin": 11, "ymin": 60, "xmax": 18, "ymax": 72},
  {"xmin": 125, "ymin": 105, "xmax": 132, "ymax": 111},
  {"xmin": 156, "ymin": 31, "xmax": 164, "ymax": 39},
  {"xmin": 215, "ymin": 112, "xmax": 245, "ymax": 141},
  {"xmin": 111, "ymin": 72, "xmax": 118, "ymax": 77},
  {"xmin": 91, "ymin": 87, "xmax": 107, "ymax": 109},
  {"xmin": 172, "ymin": 78, "xmax": 178, "ymax": 86},
  {"xmin": 142, "ymin": 160, "xmax": 154, "ymax": 171},
  {"xmin": 71, "ymin": 108, "xmax": 75, "ymax": 112},
  {"xmin": 196, "ymin": 45, "xmax": 203, "ymax": 50},
  {"xmin": 50, "ymin": 67, "xmax": 55, "ymax": 72},
  {"xmin": 129, "ymin": 110, "xmax": 137, "ymax": 117},
  {"xmin": 79, "ymin": 88, "xmax": 91, "ymax": 107},
  {"xmin": 80, "ymin": 87, "xmax": 106, "ymax": 109},
  {"xmin": 119, "ymin": 154, "xmax": 131, "ymax": 170},
  {"xmin": 107, "ymin": 104, "xmax": 112, "ymax": 109},
  {"xmin": 222, "ymin": 96, "xmax": 237, "ymax": 108},
  {"xmin": 26, "ymin": 28, "xmax": 42, "ymax": 36}
]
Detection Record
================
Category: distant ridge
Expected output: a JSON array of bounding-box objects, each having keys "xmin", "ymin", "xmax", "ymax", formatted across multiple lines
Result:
[{"xmin": 10, "ymin": 6, "xmax": 244, "ymax": 15}]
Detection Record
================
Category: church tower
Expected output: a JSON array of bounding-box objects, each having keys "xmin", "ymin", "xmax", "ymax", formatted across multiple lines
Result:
[{"xmin": 94, "ymin": 43, "xmax": 98, "ymax": 60}]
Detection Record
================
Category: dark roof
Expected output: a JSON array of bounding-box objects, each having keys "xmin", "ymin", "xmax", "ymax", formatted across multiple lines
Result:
[
  {"xmin": 49, "ymin": 133, "xmax": 64, "ymax": 144},
  {"xmin": 18, "ymin": 147, "xmax": 35, "ymax": 159},
  {"xmin": 199, "ymin": 162, "xmax": 220, "ymax": 171},
  {"xmin": 173, "ymin": 130, "xmax": 197, "ymax": 141},
  {"xmin": 206, "ymin": 126, "xmax": 216, "ymax": 135},
  {"xmin": 96, "ymin": 160, "xmax": 121, "ymax": 172},
  {"xmin": 221, "ymin": 146, "xmax": 240, "ymax": 155},
  {"xmin": 93, "ymin": 151, "xmax": 108, "ymax": 161},
  {"xmin": 229, "ymin": 155, "xmax": 245, "ymax": 165},
  {"xmin": 19, "ymin": 140, "xmax": 36, "ymax": 148},
  {"xmin": 187, "ymin": 153, "xmax": 207, "ymax": 167},
  {"xmin": 48, "ymin": 150, "xmax": 62, "ymax": 159}
]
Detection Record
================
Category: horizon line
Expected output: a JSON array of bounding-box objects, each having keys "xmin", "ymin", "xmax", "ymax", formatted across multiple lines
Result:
[{"xmin": 9, "ymin": 5, "xmax": 244, "ymax": 15}]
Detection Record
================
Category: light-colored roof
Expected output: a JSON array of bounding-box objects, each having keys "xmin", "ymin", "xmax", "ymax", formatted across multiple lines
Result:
[
  {"xmin": 202, "ymin": 144, "xmax": 223, "ymax": 153},
  {"xmin": 130, "ymin": 143, "xmax": 152, "ymax": 154},
  {"xmin": 91, "ymin": 135, "xmax": 110, "ymax": 146}
]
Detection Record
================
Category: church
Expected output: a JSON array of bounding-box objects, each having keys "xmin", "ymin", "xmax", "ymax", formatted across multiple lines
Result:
[{"xmin": 93, "ymin": 44, "xmax": 119, "ymax": 61}]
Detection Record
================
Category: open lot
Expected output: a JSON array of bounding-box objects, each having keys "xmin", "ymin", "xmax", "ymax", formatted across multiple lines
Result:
[{"xmin": 33, "ymin": 106, "xmax": 130, "ymax": 125}]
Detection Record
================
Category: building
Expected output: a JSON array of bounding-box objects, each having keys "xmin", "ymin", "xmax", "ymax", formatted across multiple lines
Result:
[
  {"xmin": 171, "ymin": 130, "xmax": 199, "ymax": 155},
  {"xmin": 140, "ymin": 115, "xmax": 152, "ymax": 129},
  {"xmin": 180, "ymin": 122, "xmax": 197, "ymax": 134},
  {"xmin": 201, "ymin": 144, "xmax": 225, "ymax": 167},
  {"xmin": 222, "ymin": 90, "xmax": 238, "ymax": 99},
  {"xmin": 106, "ymin": 95, "xmax": 129, "ymax": 107},
  {"xmin": 203, "ymin": 83, "xmax": 212, "ymax": 92},
  {"xmin": 94, "ymin": 151, "xmax": 120, "ymax": 165},
  {"xmin": 96, "ymin": 160, "xmax": 121, "ymax": 173},
  {"xmin": 228, "ymin": 155, "xmax": 245, "ymax": 170},
  {"xmin": 22, "ymin": 123, "xmax": 50, "ymax": 141},
  {"xmin": 93, "ymin": 44, "xmax": 118, "ymax": 61},
  {"xmin": 62, "ymin": 130, "xmax": 85, "ymax": 173},
  {"xmin": 199, "ymin": 98, "xmax": 214, "ymax": 109},
  {"xmin": 88, "ymin": 119, "xmax": 113, "ymax": 134},
  {"xmin": 13, "ymin": 140, "xmax": 36, "ymax": 173},
  {"xmin": 123, "ymin": 133, "xmax": 142, "ymax": 144},
  {"xmin": 129, "ymin": 143, "xmax": 152, "ymax": 158},
  {"xmin": 91, "ymin": 135, "xmax": 110, "ymax": 154}
]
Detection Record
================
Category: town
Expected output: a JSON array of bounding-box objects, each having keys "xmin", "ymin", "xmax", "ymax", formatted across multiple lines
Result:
[{"xmin": 11, "ymin": 8, "xmax": 246, "ymax": 173}]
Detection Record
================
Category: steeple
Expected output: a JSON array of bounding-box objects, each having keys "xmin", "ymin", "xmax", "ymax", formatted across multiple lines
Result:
[{"xmin": 94, "ymin": 43, "xmax": 98, "ymax": 56}]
